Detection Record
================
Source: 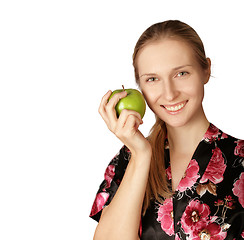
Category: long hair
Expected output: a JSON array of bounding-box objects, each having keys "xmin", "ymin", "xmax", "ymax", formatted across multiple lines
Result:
[{"xmin": 132, "ymin": 20, "xmax": 209, "ymax": 215}]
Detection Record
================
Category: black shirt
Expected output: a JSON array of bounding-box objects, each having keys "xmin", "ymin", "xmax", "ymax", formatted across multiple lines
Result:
[{"xmin": 90, "ymin": 124, "xmax": 244, "ymax": 239}]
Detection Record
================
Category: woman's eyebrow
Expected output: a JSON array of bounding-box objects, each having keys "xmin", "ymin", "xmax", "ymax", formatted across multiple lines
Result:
[
  {"xmin": 172, "ymin": 64, "xmax": 192, "ymax": 70},
  {"xmin": 139, "ymin": 73, "xmax": 158, "ymax": 78}
]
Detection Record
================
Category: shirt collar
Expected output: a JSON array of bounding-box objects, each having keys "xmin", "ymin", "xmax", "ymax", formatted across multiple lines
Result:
[{"xmin": 164, "ymin": 123, "xmax": 221, "ymax": 183}]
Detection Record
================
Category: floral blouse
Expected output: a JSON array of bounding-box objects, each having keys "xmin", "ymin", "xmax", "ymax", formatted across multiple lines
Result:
[{"xmin": 90, "ymin": 124, "xmax": 244, "ymax": 239}]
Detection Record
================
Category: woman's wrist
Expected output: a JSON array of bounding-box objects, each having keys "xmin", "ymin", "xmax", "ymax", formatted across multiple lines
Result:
[{"xmin": 130, "ymin": 147, "xmax": 152, "ymax": 168}]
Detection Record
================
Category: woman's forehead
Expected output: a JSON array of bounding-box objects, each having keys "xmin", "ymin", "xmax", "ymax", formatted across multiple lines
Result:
[{"xmin": 137, "ymin": 39, "xmax": 198, "ymax": 74}]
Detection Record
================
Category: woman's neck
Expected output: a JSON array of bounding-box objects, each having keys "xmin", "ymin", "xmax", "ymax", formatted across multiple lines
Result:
[{"xmin": 166, "ymin": 113, "xmax": 210, "ymax": 156}]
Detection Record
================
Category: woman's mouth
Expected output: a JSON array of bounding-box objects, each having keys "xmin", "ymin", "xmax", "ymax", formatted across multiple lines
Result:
[{"xmin": 161, "ymin": 100, "xmax": 188, "ymax": 114}]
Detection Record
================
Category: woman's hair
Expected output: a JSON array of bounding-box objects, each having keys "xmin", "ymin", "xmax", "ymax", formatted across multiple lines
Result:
[{"xmin": 132, "ymin": 20, "xmax": 209, "ymax": 215}]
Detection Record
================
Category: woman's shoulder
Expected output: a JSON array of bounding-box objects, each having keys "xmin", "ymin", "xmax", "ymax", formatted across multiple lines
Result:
[
  {"xmin": 203, "ymin": 124, "xmax": 243, "ymax": 176},
  {"xmin": 205, "ymin": 123, "xmax": 243, "ymax": 158},
  {"xmin": 216, "ymin": 129, "xmax": 244, "ymax": 161}
]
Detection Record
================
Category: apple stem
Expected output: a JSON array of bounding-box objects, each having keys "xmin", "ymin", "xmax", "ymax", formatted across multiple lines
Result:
[{"xmin": 122, "ymin": 85, "xmax": 125, "ymax": 91}]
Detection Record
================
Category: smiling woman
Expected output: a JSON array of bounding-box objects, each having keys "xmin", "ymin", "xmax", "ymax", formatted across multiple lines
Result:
[
  {"xmin": 137, "ymin": 39, "xmax": 210, "ymax": 129},
  {"xmin": 90, "ymin": 20, "xmax": 244, "ymax": 240}
]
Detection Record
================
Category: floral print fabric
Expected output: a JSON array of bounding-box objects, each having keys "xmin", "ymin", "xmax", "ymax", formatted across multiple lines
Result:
[{"xmin": 90, "ymin": 124, "xmax": 244, "ymax": 239}]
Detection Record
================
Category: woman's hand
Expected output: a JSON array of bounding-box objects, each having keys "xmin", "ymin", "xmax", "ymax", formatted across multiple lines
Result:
[
  {"xmin": 98, "ymin": 90, "xmax": 151, "ymax": 156},
  {"xmin": 95, "ymin": 91, "xmax": 152, "ymax": 240}
]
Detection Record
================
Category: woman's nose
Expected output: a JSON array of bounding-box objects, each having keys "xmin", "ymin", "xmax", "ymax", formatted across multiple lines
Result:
[{"xmin": 163, "ymin": 80, "xmax": 180, "ymax": 102}]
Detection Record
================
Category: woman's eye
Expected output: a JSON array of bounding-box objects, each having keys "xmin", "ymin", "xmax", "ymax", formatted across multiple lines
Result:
[
  {"xmin": 147, "ymin": 77, "xmax": 158, "ymax": 82},
  {"xmin": 176, "ymin": 71, "xmax": 188, "ymax": 77}
]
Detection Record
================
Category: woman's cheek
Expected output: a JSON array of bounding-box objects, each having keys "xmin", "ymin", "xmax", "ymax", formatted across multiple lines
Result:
[
  {"xmin": 184, "ymin": 79, "xmax": 204, "ymax": 99},
  {"xmin": 142, "ymin": 91, "xmax": 159, "ymax": 110}
]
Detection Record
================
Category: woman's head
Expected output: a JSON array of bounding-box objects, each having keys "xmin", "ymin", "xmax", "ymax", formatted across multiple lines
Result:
[
  {"xmin": 133, "ymin": 20, "xmax": 210, "ymax": 84},
  {"xmin": 132, "ymin": 20, "xmax": 211, "ymax": 128}
]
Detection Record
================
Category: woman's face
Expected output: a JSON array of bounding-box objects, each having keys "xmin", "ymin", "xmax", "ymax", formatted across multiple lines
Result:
[{"xmin": 137, "ymin": 39, "xmax": 210, "ymax": 128}]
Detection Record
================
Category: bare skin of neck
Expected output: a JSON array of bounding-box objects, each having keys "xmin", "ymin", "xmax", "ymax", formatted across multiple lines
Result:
[{"xmin": 166, "ymin": 110, "xmax": 210, "ymax": 192}]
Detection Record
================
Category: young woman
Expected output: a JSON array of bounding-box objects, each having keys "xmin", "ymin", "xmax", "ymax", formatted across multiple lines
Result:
[{"xmin": 90, "ymin": 20, "xmax": 244, "ymax": 240}]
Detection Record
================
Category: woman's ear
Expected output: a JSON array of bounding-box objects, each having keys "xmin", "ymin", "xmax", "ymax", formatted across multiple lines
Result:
[{"xmin": 204, "ymin": 58, "xmax": 211, "ymax": 84}]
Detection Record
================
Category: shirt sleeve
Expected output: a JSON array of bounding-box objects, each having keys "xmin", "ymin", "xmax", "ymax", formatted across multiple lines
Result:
[{"xmin": 89, "ymin": 145, "xmax": 131, "ymax": 222}]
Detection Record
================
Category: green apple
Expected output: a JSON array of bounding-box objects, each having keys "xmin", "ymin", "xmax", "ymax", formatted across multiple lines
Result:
[{"xmin": 109, "ymin": 86, "xmax": 146, "ymax": 119}]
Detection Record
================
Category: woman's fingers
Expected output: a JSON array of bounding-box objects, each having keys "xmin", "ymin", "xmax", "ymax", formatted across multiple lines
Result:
[
  {"xmin": 98, "ymin": 90, "xmax": 112, "ymax": 123},
  {"xmin": 98, "ymin": 91, "xmax": 149, "ymax": 153},
  {"xmin": 117, "ymin": 109, "xmax": 142, "ymax": 129},
  {"xmin": 99, "ymin": 90, "xmax": 128, "ymax": 132},
  {"xmin": 124, "ymin": 114, "xmax": 142, "ymax": 133},
  {"xmin": 106, "ymin": 92, "xmax": 127, "ymax": 131},
  {"xmin": 115, "ymin": 109, "xmax": 142, "ymax": 138},
  {"xmin": 105, "ymin": 91, "xmax": 127, "ymax": 124}
]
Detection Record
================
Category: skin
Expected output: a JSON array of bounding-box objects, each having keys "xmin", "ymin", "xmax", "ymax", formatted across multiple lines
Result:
[{"xmin": 94, "ymin": 38, "xmax": 211, "ymax": 240}]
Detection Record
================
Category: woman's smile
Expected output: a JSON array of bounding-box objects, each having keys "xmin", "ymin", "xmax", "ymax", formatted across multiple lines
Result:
[{"xmin": 161, "ymin": 100, "xmax": 188, "ymax": 115}]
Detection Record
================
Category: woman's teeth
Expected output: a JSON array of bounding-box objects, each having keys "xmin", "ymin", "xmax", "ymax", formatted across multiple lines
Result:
[{"xmin": 164, "ymin": 102, "xmax": 186, "ymax": 112}]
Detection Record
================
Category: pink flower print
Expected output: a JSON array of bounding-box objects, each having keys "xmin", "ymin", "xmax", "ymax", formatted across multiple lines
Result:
[
  {"xmin": 166, "ymin": 166, "xmax": 172, "ymax": 180},
  {"xmin": 226, "ymin": 200, "xmax": 234, "ymax": 209},
  {"xmin": 157, "ymin": 198, "xmax": 174, "ymax": 236},
  {"xmin": 89, "ymin": 192, "xmax": 109, "ymax": 217},
  {"xmin": 234, "ymin": 140, "xmax": 244, "ymax": 157},
  {"xmin": 214, "ymin": 199, "xmax": 224, "ymax": 216},
  {"xmin": 233, "ymin": 172, "xmax": 244, "ymax": 207},
  {"xmin": 177, "ymin": 159, "xmax": 200, "ymax": 192},
  {"xmin": 224, "ymin": 195, "xmax": 234, "ymax": 202},
  {"xmin": 220, "ymin": 132, "xmax": 228, "ymax": 140},
  {"xmin": 200, "ymin": 147, "xmax": 226, "ymax": 184},
  {"xmin": 203, "ymin": 124, "xmax": 220, "ymax": 143},
  {"xmin": 192, "ymin": 222, "xmax": 227, "ymax": 240},
  {"xmin": 139, "ymin": 218, "xmax": 142, "ymax": 237},
  {"xmin": 181, "ymin": 199, "xmax": 210, "ymax": 236},
  {"xmin": 175, "ymin": 234, "xmax": 181, "ymax": 240},
  {"xmin": 103, "ymin": 164, "xmax": 115, "ymax": 190},
  {"xmin": 214, "ymin": 199, "xmax": 224, "ymax": 206},
  {"xmin": 166, "ymin": 159, "xmax": 200, "ymax": 192},
  {"xmin": 241, "ymin": 229, "xmax": 244, "ymax": 238},
  {"xmin": 214, "ymin": 195, "xmax": 236, "ymax": 218}
]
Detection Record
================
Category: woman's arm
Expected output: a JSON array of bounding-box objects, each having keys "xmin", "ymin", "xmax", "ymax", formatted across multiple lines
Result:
[
  {"xmin": 93, "ymin": 150, "xmax": 151, "ymax": 240},
  {"xmin": 93, "ymin": 90, "xmax": 152, "ymax": 240}
]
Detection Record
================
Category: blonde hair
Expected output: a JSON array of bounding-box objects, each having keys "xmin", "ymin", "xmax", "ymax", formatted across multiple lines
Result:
[{"xmin": 132, "ymin": 20, "xmax": 209, "ymax": 215}]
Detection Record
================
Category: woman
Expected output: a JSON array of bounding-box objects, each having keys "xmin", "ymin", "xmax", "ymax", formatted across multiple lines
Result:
[{"xmin": 90, "ymin": 20, "xmax": 244, "ymax": 239}]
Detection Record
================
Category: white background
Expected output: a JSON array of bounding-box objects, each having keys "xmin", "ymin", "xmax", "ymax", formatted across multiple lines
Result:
[{"xmin": 0, "ymin": 0, "xmax": 243, "ymax": 239}]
